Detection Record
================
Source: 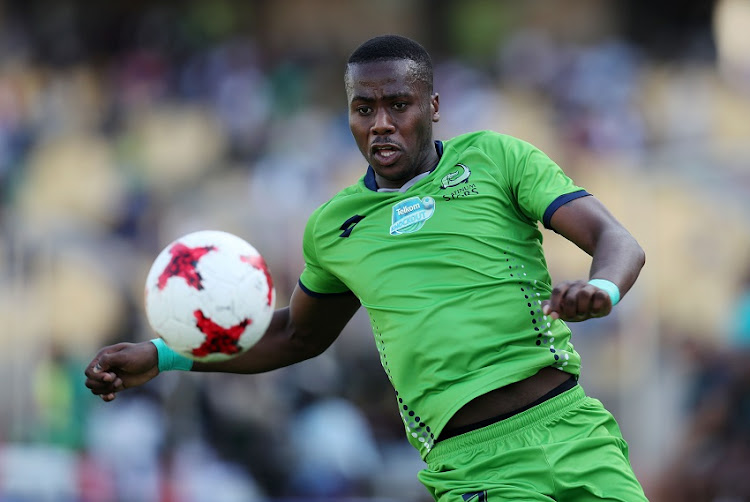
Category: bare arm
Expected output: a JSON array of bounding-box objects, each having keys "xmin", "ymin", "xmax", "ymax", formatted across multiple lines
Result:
[
  {"xmin": 85, "ymin": 284, "xmax": 361, "ymax": 400},
  {"xmin": 542, "ymin": 195, "xmax": 645, "ymax": 321},
  {"xmin": 192, "ymin": 285, "xmax": 361, "ymax": 373}
]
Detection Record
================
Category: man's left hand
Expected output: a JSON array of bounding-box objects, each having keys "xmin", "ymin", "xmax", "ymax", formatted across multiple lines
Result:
[{"xmin": 541, "ymin": 280, "xmax": 612, "ymax": 322}]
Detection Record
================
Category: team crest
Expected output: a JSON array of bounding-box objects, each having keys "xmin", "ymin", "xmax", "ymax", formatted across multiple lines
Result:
[
  {"xmin": 390, "ymin": 196, "xmax": 436, "ymax": 235},
  {"xmin": 441, "ymin": 163, "xmax": 471, "ymax": 189}
]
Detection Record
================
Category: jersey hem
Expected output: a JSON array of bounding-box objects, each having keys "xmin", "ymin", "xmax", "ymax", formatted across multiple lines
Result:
[{"xmin": 425, "ymin": 365, "xmax": 580, "ymax": 458}]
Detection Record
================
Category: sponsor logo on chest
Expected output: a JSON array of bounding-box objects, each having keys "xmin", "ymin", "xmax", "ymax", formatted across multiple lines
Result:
[
  {"xmin": 385, "ymin": 162, "xmax": 482, "ymax": 235},
  {"xmin": 390, "ymin": 196, "xmax": 436, "ymax": 235}
]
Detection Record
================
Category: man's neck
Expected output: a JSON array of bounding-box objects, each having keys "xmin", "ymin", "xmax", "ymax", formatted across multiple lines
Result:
[
  {"xmin": 377, "ymin": 171, "xmax": 432, "ymax": 193},
  {"xmin": 364, "ymin": 140, "xmax": 443, "ymax": 192}
]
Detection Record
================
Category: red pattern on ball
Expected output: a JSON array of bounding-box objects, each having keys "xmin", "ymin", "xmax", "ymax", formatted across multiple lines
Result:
[
  {"xmin": 191, "ymin": 310, "xmax": 251, "ymax": 357},
  {"xmin": 157, "ymin": 243, "xmax": 216, "ymax": 290}
]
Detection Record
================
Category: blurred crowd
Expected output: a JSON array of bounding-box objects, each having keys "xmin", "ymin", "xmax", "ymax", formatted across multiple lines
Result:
[{"xmin": 1, "ymin": 1, "xmax": 750, "ymax": 501}]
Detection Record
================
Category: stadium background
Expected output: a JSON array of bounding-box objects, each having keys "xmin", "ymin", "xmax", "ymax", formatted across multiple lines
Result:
[{"xmin": 1, "ymin": 0, "xmax": 749, "ymax": 500}]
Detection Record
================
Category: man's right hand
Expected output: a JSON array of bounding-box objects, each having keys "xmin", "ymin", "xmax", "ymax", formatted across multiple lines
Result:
[{"xmin": 84, "ymin": 341, "xmax": 160, "ymax": 402}]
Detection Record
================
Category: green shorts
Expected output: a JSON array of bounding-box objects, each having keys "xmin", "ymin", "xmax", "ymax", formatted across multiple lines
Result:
[{"xmin": 419, "ymin": 385, "xmax": 648, "ymax": 501}]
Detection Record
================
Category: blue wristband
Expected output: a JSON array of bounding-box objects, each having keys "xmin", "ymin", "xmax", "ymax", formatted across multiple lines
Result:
[
  {"xmin": 588, "ymin": 279, "xmax": 621, "ymax": 306},
  {"xmin": 150, "ymin": 338, "xmax": 193, "ymax": 372}
]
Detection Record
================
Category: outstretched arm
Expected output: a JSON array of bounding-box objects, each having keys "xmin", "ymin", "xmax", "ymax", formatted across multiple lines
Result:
[
  {"xmin": 542, "ymin": 195, "xmax": 645, "ymax": 322},
  {"xmin": 192, "ymin": 286, "xmax": 360, "ymax": 373},
  {"xmin": 85, "ymin": 284, "xmax": 361, "ymax": 401}
]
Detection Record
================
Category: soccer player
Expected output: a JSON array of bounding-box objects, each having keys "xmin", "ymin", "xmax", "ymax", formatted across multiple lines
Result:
[{"xmin": 85, "ymin": 35, "xmax": 648, "ymax": 501}]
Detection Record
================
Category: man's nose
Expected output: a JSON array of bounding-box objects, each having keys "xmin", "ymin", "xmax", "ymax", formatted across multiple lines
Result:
[{"xmin": 372, "ymin": 108, "xmax": 395, "ymax": 135}]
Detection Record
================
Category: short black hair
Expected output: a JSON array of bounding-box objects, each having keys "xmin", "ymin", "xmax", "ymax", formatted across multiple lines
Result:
[{"xmin": 346, "ymin": 35, "xmax": 433, "ymax": 91}]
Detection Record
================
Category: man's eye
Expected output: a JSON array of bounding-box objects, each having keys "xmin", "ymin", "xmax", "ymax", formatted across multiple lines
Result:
[
  {"xmin": 357, "ymin": 106, "xmax": 372, "ymax": 115},
  {"xmin": 393, "ymin": 102, "xmax": 407, "ymax": 110}
]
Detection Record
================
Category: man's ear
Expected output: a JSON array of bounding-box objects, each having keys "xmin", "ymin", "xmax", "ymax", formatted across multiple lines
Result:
[{"xmin": 431, "ymin": 93, "xmax": 440, "ymax": 122}]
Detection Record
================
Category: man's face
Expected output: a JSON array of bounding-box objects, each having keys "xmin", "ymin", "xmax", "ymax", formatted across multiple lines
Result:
[{"xmin": 346, "ymin": 59, "xmax": 439, "ymax": 189}]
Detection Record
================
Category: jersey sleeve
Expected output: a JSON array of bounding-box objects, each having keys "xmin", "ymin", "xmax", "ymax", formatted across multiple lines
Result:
[
  {"xmin": 298, "ymin": 204, "xmax": 351, "ymax": 296},
  {"xmin": 500, "ymin": 135, "xmax": 589, "ymax": 229}
]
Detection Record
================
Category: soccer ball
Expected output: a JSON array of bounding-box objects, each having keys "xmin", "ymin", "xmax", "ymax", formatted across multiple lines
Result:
[{"xmin": 144, "ymin": 230, "xmax": 276, "ymax": 362}]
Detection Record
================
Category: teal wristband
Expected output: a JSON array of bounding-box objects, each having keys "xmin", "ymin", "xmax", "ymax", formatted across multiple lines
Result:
[
  {"xmin": 150, "ymin": 338, "xmax": 193, "ymax": 372},
  {"xmin": 588, "ymin": 279, "xmax": 621, "ymax": 306}
]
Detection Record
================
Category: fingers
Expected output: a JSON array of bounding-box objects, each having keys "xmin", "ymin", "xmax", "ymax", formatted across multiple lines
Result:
[
  {"xmin": 84, "ymin": 343, "xmax": 127, "ymax": 377},
  {"xmin": 543, "ymin": 280, "xmax": 612, "ymax": 322},
  {"xmin": 84, "ymin": 344, "xmax": 131, "ymax": 399},
  {"xmin": 85, "ymin": 367, "xmax": 124, "ymax": 397},
  {"xmin": 101, "ymin": 393, "xmax": 117, "ymax": 402},
  {"xmin": 589, "ymin": 288, "xmax": 611, "ymax": 316},
  {"xmin": 561, "ymin": 282, "xmax": 587, "ymax": 320},
  {"xmin": 84, "ymin": 341, "xmax": 160, "ymax": 402}
]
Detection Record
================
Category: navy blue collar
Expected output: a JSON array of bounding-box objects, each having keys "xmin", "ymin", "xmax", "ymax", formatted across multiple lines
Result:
[{"xmin": 363, "ymin": 140, "xmax": 444, "ymax": 191}]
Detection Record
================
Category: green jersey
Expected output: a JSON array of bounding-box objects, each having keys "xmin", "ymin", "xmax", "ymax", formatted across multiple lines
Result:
[{"xmin": 299, "ymin": 131, "xmax": 589, "ymax": 459}]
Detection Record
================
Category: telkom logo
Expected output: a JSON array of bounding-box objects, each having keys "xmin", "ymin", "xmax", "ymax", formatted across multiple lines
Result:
[{"xmin": 389, "ymin": 196, "xmax": 436, "ymax": 235}]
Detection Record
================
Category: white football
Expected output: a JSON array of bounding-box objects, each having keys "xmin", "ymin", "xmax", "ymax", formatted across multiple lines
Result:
[{"xmin": 144, "ymin": 230, "xmax": 275, "ymax": 362}]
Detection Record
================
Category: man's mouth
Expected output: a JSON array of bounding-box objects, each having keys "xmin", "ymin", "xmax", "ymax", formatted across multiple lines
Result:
[{"xmin": 372, "ymin": 144, "xmax": 401, "ymax": 165}]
